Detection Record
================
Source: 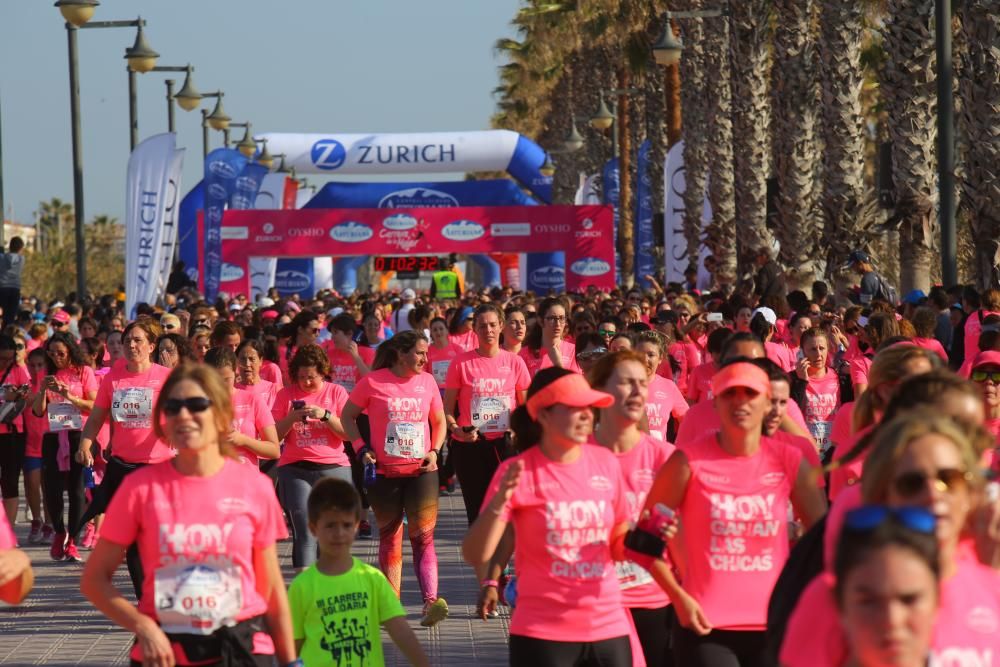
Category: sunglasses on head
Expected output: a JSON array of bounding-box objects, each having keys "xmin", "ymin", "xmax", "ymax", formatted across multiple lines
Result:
[
  {"xmin": 162, "ymin": 396, "xmax": 213, "ymax": 417},
  {"xmin": 576, "ymin": 347, "xmax": 608, "ymax": 362},
  {"xmin": 892, "ymin": 468, "xmax": 972, "ymax": 499},
  {"xmin": 844, "ymin": 504, "xmax": 935, "ymax": 534},
  {"xmin": 971, "ymin": 370, "xmax": 1000, "ymax": 383}
]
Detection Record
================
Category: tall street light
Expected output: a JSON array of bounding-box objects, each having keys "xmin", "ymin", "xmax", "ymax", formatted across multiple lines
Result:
[
  {"xmin": 136, "ymin": 64, "xmax": 196, "ymax": 135},
  {"xmin": 189, "ymin": 92, "xmax": 228, "ymax": 157},
  {"xmin": 936, "ymin": 0, "xmax": 956, "ymax": 286},
  {"xmin": 57, "ymin": 0, "xmax": 158, "ymax": 300}
]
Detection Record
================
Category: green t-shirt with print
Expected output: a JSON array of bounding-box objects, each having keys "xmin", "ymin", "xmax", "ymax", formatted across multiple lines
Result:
[{"xmin": 289, "ymin": 558, "xmax": 405, "ymax": 667}]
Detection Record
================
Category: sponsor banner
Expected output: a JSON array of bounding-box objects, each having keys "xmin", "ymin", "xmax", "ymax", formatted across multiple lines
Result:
[
  {"xmin": 273, "ymin": 258, "xmax": 314, "ymax": 298},
  {"xmin": 602, "ymin": 158, "xmax": 622, "ymax": 283},
  {"xmin": 249, "ymin": 173, "xmax": 287, "ymax": 300},
  {"xmin": 218, "ymin": 205, "xmax": 614, "ymax": 296},
  {"xmin": 663, "ymin": 140, "xmax": 713, "ymax": 288},
  {"xmin": 635, "ymin": 139, "xmax": 655, "ymax": 289},
  {"xmin": 526, "ymin": 254, "xmax": 566, "ymax": 293},
  {"xmin": 177, "ymin": 181, "xmax": 204, "ymax": 284},
  {"xmin": 125, "ymin": 133, "xmax": 180, "ymax": 318},
  {"xmin": 306, "ymin": 179, "xmax": 537, "ymax": 209},
  {"xmin": 154, "ymin": 148, "xmax": 185, "ymax": 301},
  {"xmin": 203, "ymin": 148, "xmax": 248, "ymax": 301},
  {"xmin": 257, "ymin": 130, "xmax": 552, "ymax": 203}
]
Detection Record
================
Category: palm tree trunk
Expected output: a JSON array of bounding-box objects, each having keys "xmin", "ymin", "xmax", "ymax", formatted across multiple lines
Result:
[
  {"xmin": 678, "ymin": 0, "xmax": 708, "ymax": 275},
  {"xmin": 882, "ymin": 0, "xmax": 938, "ymax": 294},
  {"xmin": 960, "ymin": 1, "xmax": 1000, "ymax": 289},
  {"xmin": 730, "ymin": 0, "xmax": 775, "ymax": 275},
  {"xmin": 664, "ymin": 53, "xmax": 682, "ymax": 148},
  {"xmin": 618, "ymin": 67, "xmax": 634, "ymax": 288},
  {"xmin": 702, "ymin": 0, "xmax": 737, "ymax": 288}
]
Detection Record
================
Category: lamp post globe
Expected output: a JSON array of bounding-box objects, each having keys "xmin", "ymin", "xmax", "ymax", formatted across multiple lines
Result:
[
  {"xmin": 653, "ymin": 22, "xmax": 683, "ymax": 66},
  {"xmin": 207, "ymin": 97, "xmax": 231, "ymax": 131},
  {"xmin": 124, "ymin": 20, "xmax": 159, "ymax": 72},
  {"xmin": 174, "ymin": 68, "xmax": 202, "ymax": 111},
  {"xmin": 55, "ymin": 0, "xmax": 98, "ymax": 27}
]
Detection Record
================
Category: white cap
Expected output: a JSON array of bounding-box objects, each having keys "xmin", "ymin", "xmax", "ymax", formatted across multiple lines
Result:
[
  {"xmin": 257, "ymin": 297, "xmax": 275, "ymax": 308},
  {"xmin": 752, "ymin": 306, "xmax": 777, "ymax": 326},
  {"xmin": 401, "ymin": 288, "xmax": 416, "ymax": 301},
  {"xmin": 327, "ymin": 307, "xmax": 344, "ymax": 318}
]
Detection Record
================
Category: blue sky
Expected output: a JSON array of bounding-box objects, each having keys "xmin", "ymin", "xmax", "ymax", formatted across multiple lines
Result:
[{"xmin": 0, "ymin": 0, "xmax": 520, "ymax": 224}]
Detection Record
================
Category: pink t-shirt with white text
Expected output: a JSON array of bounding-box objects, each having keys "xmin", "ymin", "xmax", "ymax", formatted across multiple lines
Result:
[
  {"xmin": 445, "ymin": 349, "xmax": 530, "ymax": 439},
  {"xmin": 686, "ymin": 362, "xmax": 715, "ymax": 403},
  {"xmin": 485, "ymin": 445, "xmax": 633, "ymax": 641},
  {"xmin": 519, "ymin": 339, "xmax": 582, "ymax": 376},
  {"xmin": 0, "ymin": 364, "xmax": 30, "ymax": 435},
  {"xmin": 645, "ymin": 374, "xmax": 689, "ymax": 442},
  {"xmin": 43, "ymin": 365, "xmax": 99, "ymax": 434},
  {"xmin": 94, "ymin": 363, "xmax": 173, "ymax": 464},
  {"xmin": 273, "ymin": 382, "xmax": 349, "ymax": 467},
  {"xmin": 323, "ymin": 344, "xmax": 375, "ymax": 394},
  {"xmin": 230, "ymin": 389, "xmax": 276, "ymax": 466},
  {"xmin": 426, "ymin": 342, "xmax": 462, "ymax": 389},
  {"xmin": 674, "ymin": 400, "xmax": 808, "ymax": 448},
  {"xmin": 803, "ymin": 369, "xmax": 840, "ymax": 455},
  {"xmin": 348, "ymin": 369, "xmax": 442, "ymax": 473},
  {"xmin": 101, "ymin": 459, "xmax": 286, "ymax": 646},
  {"xmin": 673, "ymin": 434, "xmax": 801, "ymax": 630},
  {"xmin": 234, "ymin": 379, "xmax": 279, "ymax": 411}
]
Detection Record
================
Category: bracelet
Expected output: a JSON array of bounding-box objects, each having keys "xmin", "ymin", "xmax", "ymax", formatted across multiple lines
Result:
[
  {"xmin": 481, "ymin": 578, "xmax": 499, "ymax": 589},
  {"xmin": 322, "ymin": 409, "xmax": 331, "ymax": 422}
]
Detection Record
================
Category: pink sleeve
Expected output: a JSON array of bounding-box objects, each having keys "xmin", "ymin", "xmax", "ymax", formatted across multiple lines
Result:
[
  {"xmin": 611, "ymin": 459, "xmax": 630, "ymax": 526},
  {"xmin": 0, "ymin": 512, "xmax": 15, "ymax": 549},
  {"xmin": 271, "ymin": 388, "xmax": 291, "ymax": 422},
  {"xmin": 443, "ymin": 356, "xmax": 462, "ymax": 389},
  {"xmin": 347, "ymin": 376, "xmax": 372, "ymax": 410},
  {"xmin": 253, "ymin": 394, "xmax": 274, "ymax": 431},
  {"xmin": 252, "ymin": 474, "xmax": 288, "ymax": 546},
  {"xmin": 95, "ymin": 373, "xmax": 113, "ymax": 410},
  {"xmin": 357, "ymin": 346, "xmax": 375, "ymax": 365},
  {"xmin": 514, "ymin": 356, "xmax": 531, "ymax": 392},
  {"xmin": 82, "ymin": 366, "xmax": 99, "ymax": 395},
  {"xmin": 482, "ymin": 458, "xmax": 514, "ymax": 521},
  {"xmin": 787, "ymin": 400, "xmax": 807, "ymax": 430},
  {"xmin": 667, "ymin": 380, "xmax": 689, "ymax": 419},
  {"xmin": 99, "ymin": 473, "xmax": 143, "ymax": 547},
  {"xmin": 849, "ymin": 357, "xmax": 870, "ymax": 386},
  {"xmin": 429, "ymin": 382, "xmax": 443, "ymax": 412},
  {"xmin": 333, "ymin": 384, "xmax": 349, "ymax": 414},
  {"xmin": 829, "ymin": 403, "xmax": 854, "ymax": 451}
]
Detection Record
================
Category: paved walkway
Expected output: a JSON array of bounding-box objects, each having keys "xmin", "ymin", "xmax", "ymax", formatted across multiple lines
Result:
[{"xmin": 0, "ymin": 490, "xmax": 510, "ymax": 666}]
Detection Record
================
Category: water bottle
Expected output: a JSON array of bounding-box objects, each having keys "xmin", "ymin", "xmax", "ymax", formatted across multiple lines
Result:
[
  {"xmin": 504, "ymin": 575, "xmax": 518, "ymax": 608},
  {"xmin": 364, "ymin": 461, "xmax": 377, "ymax": 488},
  {"xmin": 83, "ymin": 466, "xmax": 95, "ymax": 490}
]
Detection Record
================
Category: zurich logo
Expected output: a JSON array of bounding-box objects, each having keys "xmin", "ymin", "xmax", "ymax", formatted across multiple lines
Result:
[
  {"xmin": 382, "ymin": 213, "xmax": 417, "ymax": 231},
  {"xmin": 330, "ymin": 221, "xmax": 374, "ymax": 243},
  {"xmin": 570, "ymin": 257, "xmax": 612, "ymax": 276},
  {"xmin": 441, "ymin": 220, "xmax": 485, "ymax": 241},
  {"xmin": 311, "ymin": 139, "xmax": 347, "ymax": 170},
  {"xmin": 262, "ymin": 223, "xmax": 274, "ymax": 234},
  {"xmin": 378, "ymin": 188, "xmax": 459, "ymax": 209},
  {"xmin": 220, "ymin": 263, "xmax": 245, "ymax": 282},
  {"xmin": 582, "ymin": 218, "xmax": 594, "ymax": 230},
  {"xmin": 208, "ymin": 161, "xmax": 238, "ymax": 178},
  {"xmin": 530, "ymin": 265, "xmax": 565, "ymax": 289},
  {"xmin": 206, "ymin": 183, "xmax": 228, "ymax": 199},
  {"xmin": 274, "ymin": 270, "xmax": 311, "ymax": 291}
]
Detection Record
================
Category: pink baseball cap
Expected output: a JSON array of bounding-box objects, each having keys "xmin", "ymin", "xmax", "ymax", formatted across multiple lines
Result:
[
  {"xmin": 972, "ymin": 350, "xmax": 1000, "ymax": 370},
  {"xmin": 526, "ymin": 373, "xmax": 614, "ymax": 419},
  {"xmin": 51, "ymin": 310, "xmax": 71, "ymax": 324},
  {"xmin": 711, "ymin": 362, "xmax": 772, "ymax": 397},
  {"xmin": 260, "ymin": 309, "xmax": 279, "ymax": 321}
]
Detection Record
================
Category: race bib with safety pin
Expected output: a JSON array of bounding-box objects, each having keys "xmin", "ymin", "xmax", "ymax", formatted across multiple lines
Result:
[
  {"xmin": 471, "ymin": 394, "xmax": 510, "ymax": 435},
  {"xmin": 111, "ymin": 387, "xmax": 153, "ymax": 429},
  {"xmin": 48, "ymin": 401, "xmax": 83, "ymax": 432},
  {"xmin": 154, "ymin": 561, "xmax": 242, "ymax": 635},
  {"xmin": 809, "ymin": 420, "xmax": 833, "ymax": 455},
  {"xmin": 615, "ymin": 559, "xmax": 654, "ymax": 590},
  {"xmin": 385, "ymin": 422, "xmax": 425, "ymax": 459},
  {"xmin": 431, "ymin": 360, "xmax": 451, "ymax": 386}
]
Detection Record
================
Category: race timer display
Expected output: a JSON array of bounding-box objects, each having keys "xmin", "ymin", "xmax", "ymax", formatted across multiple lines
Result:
[{"xmin": 373, "ymin": 256, "xmax": 442, "ymax": 273}]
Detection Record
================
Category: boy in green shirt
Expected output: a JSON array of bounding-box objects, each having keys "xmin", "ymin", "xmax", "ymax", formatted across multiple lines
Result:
[{"xmin": 289, "ymin": 479, "xmax": 429, "ymax": 667}]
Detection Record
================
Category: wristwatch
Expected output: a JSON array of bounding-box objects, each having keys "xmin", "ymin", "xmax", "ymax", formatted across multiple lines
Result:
[{"xmin": 322, "ymin": 409, "xmax": 331, "ymax": 422}]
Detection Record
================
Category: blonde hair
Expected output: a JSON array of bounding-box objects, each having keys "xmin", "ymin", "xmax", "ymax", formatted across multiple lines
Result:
[
  {"xmin": 153, "ymin": 363, "xmax": 237, "ymax": 458},
  {"xmin": 853, "ymin": 345, "xmax": 936, "ymax": 432},
  {"xmin": 671, "ymin": 295, "xmax": 699, "ymax": 315},
  {"xmin": 861, "ymin": 414, "xmax": 985, "ymax": 504}
]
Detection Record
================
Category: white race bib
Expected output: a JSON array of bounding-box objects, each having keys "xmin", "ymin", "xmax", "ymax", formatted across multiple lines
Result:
[
  {"xmin": 385, "ymin": 422, "xmax": 425, "ymax": 459},
  {"xmin": 431, "ymin": 360, "xmax": 451, "ymax": 386},
  {"xmin": 471, "ymin": 394, "xmax": 510, "ymax": 434},
  {"xmin": 809, "ymin": 420, "xmax": 833, "ymax": 455},
  {"xmin": 111, "ymin": 387, "xmax": 153, "ymax": 429},
  {"xmin": 153, "ymin": 560, "xmax": 242, "ymax": 635},
  {"xmin": 47, "ymin": 400, "xmax": 83, "ymax": 432},
  {"xmin": 615, "ymin": 559, "xmax": 654, "ymax": 590}
]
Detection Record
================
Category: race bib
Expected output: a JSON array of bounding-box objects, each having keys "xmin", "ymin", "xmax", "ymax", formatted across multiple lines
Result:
[
  {"xmin": 809, "ymin": 420, "xmax": 833, "ymax": 455},
  {"xmin": 111, "ymin": 387, "xmax": 153, "ymax": 429},
  {"xmin": 385, "ymin": 422, "xmax": 425, "ymax": 459},
  {"xmin": 431, "ymin": 360, "xmax": 451, "ymax": 386},
  {"xmin": 48, "ymin": 401, "xmax": 83, "ymax": 432},
  {"xmin": 471, "ymin": 394, "xmax": 510, "ymax": 434},
  {"xmin": 615, "ymin": 559, "xmax": 654, "ymax": 590},
  {"xmin": 153, "ymin": 560, "xmax": 242, "ymax": 635}
]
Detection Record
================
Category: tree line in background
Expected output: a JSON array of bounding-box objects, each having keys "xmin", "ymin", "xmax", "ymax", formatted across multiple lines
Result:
[
  {"xmin": 491, "ymin": 0, "xmax": 1000, "ymax": 294},
  {"xmin": 24, "ymin": 198, "xmax": 124, "ymax": 300}
]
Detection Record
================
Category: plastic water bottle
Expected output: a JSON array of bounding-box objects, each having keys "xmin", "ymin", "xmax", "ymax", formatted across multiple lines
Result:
[
  {"xmin": 363, "ymin": 461, "xmax": 376, "ymax": 488},
  {"xmin": 83, "ymin": 466, "xmax": 95, "ymax": 490},
  {"xmin": 504, "ymin": 575, "xmax": 517, "ymax": 608}
]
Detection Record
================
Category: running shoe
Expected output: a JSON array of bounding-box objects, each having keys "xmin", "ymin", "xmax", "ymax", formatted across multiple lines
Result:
[
  {"xmin": 42, "ymin": 524, "xmax": 54, "ymax": 541},
  {"xmin": 64, "ymin": 539, "xmax": 82, "ymax": 563},
  {"xmin": 50, "ymin": 531, "xmax": 67, "ymax": 561},
  {"xmin": 446, "ymin": 477, "xmax": 456, "ymax": 494},
  {"xmin": 27, "ymin": 520, "xmax": 42, "ymax": 545},
  {"xmin": 358, "ymin": 520, "xmax": 373, "ymax": 539},
  {"xmin": 80, "ymin": 522, "xmax": 97, "ymax": 550},
  {"xmin": 420, "ymin": 597, "xmax": 449, "ymax": 627}
]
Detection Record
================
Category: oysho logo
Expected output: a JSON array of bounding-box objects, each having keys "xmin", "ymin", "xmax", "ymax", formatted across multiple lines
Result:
[
  {"xmin": 530, "ymin": 265, "xmax": 565, "ymax": 289},
  {"xmin": 382, "ymin": 213, "xmax": 418, "ymax": 231},
  {"xmin": 310, "ymin": 138, "xmax": 347, "ymax": 170},
  {"xmin": 274, "ymin": 270, "xmax": 310, "ymax": 291},
  {"xmin": 378, "ymin": 188, "xmax": 459, "ymax": 208},
  {"xmin": 220, "ymin": 263, "xmax": 245, "ymax": 282},
  {"xmin": 570, "ymin": 257, "xmax": 612, "ymax": 276},
  {"xmin": 206, "ymin": 183, "xmax": 229, "ymax": 199},
  {"xmin": 288, "ymin": 227, "xmax": 324, "ymax": 237},
  {"xmin": 330, "ymin": 221, "xmax": 374, "ymax": 243},
  {"xmin": 208, "ymin": 161, "xmax": 238, "ymax": 179},
  {"xmin": 441, "ymin": 220, "xmax": 485, "ymax": 241}
]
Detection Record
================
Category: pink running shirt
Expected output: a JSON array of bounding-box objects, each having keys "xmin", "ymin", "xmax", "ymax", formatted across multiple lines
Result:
[
  {"xmin": 100, "ymin": 459, "xmax": 286, "ymax": 641},
  {"xmin": 673, "ymin": 433, "xmax": 802, "ymax": 630},
  {"xmin": 674, "ymin": 400, "xmax": 808, "ymax": 448},
  {"xmin": 645, "ymin": 375, "xmax": 689, "ymax": 442},
  {"xmin": 444, "ymin": 349, "xmax": 530, "ymax": 439},
  {"xmin": 484, "ymin": 445, "xmax": 633, "ymax": 642},
  {"xmin": 0, "ymin": 364, "xmax": 30, "ymax": 435},
  {"xmin": 803, "ymin": 369, "xmax": 840, "ymax": 455},
  {"xmin": 230, "ymin": 389, "xmax": 275, "ymax": 466},
  {"xmin": 348, "ymin": 369, "xmax": 442, "ymax": 473},
  {"xmin": 912, "ymin": 336, "xmax": 948, "ymax": 362},
  {"xmin": 827, "ymin": 425, "xmax": 874, "ymax": 501},
  {"xmin": 234, "ymin": 379, "xmax": 279, "ymax": 411},
  {"xmin": 686, "ymin": 362, "xmax": 715, "ymax": 403},
  {"xmin": 666, "ymin": 343, "xmax": 687, "ymax": 392},
  {"xmin": 848, "ymin": 355, "xmax": 873, "ymax": 388},
  {"xmin": 765, "ymin": 341, "xmax": 796, "ymax": 373},
  {"xmin": 771, "ymin": 430, "xmax": 824, "ymax": 488},
  {"xmin": 273, "ymin": 382, "xmax": 349, "ymax": 466},
  {"xmin": 259, "ymin": 361, "xmax": 282, "ymax": 388},
  {"xmin": 23, "ymin": 376, "xmax": 46, "ymax": 458},
  {"xmin": 43, "ymin": 366, "xmax": 99, "ymax": 433},
  {"xmin": 94, "ymin": 363, "xmax": 173, "ymax": 464},
  {"xmin": 519, "ymin": 339, "xmax": 582, "ymax": 376},
  {"xmin": 426, "ymin": 342, "xmax": 462, "ymax": 390},
  {"xmin": 322, "ymin": 344, "xmax": 374, "ymax": 394},
  {"xmin": 448, "ymin": 330, "xmax": 477, "ymax": 352}
]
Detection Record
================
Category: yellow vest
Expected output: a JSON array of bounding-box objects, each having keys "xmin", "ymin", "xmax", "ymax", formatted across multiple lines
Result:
[{"xmin": 432, "ymin": 270, "xmax": 459, "ymax": 299}]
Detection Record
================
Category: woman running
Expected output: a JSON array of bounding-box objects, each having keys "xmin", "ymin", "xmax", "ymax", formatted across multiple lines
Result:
[
  {"xmin": 426, "ymin": 316, "xmax": 460, "ymax": 393},
  {"xmin": 204, "ymin": 347, "xmax": 279, "ymax": 467},
  {"xmin": 634, "ymin": 331, "xmax": 688, "ymax": 442},
  {"xmin": 235, "ymin": 339, "xmax": 281, "ymax": 407},
  {"xmin": 501, "ymin": 307, "xmax": 528, "ymax": 355},
  {"xmin": 968, "ymin": 350, "xmax": 1000, "ymax": 442},
  {"xmin": 324, "ymin": 312, "xmax": 373, "ymax": 394},
  {"xmin": 81, "ymin": 363, "xmax": 295, "ymax": 666},
  {"xmin": 0, "ymin": 335, "xmax": 30, "ymax": 529},
  {"xmin": 790, "ymin": 328, "xmax": 842, "ymax": 456},
  {"xmin": 341, "ymin": 331, "xmax": 449, "ymax": 627}
]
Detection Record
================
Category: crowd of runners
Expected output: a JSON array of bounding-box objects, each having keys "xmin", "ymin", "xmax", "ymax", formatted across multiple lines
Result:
[{"xmin": 0, "ymin": 253, "xmax": 998, "ymax": 667}]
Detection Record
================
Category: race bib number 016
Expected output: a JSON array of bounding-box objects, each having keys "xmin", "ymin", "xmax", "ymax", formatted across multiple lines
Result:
[
  {"xmin": 48, "ymin": 401, "xmax": 83, "ymax": 432},
  {"xmin": 385, "ymin": 422, "xmax": 425, "ymax": 459},
  {"xmin": 154, "ymin": 562, "xmax": 242, "ymax": 635},
  {"xmin": 111, "ymin": 387, "xmax": 153, "ymax": 429}
]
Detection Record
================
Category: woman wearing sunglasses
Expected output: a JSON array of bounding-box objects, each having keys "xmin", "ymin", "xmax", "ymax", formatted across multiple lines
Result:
[
  {"xmin": 782, "ymin": 415, "xmax": 1000, "ymax": 667},
  {"xmin": 520, "ymin": 297, "xmax": 581, "ymax": 377},
  {"xmin": 82, "ymin": 364, "xmax": 295, "ymax": 667},
  {"xmin": 32, "ymin": 332, "xmax": 98, "ymax": 562},
  {"xmin": 968, "ymin": 350, "xmax": 1000, "ymax": 444}
]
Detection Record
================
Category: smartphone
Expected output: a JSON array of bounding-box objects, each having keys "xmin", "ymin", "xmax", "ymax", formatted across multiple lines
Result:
[
  {"xmin": 462, "ymin": 426, "xmax": 477, "ymax": 433},
  {"xmin": 706, "ymin": 312, "xmax": 724, "ymax": 323},
  {"xmin": 291, "ymin": 400, "xmax": 305, "ymax": 410}
]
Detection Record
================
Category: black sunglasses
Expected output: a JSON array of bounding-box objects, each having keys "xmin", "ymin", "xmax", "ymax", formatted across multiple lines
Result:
[
  {"xmin": 892, "ymin": 468, "xmax": 972, "ymax": 499},
  {"xmin": 163, "ymin": 396, "xmax": 213, "ymax": 417}
]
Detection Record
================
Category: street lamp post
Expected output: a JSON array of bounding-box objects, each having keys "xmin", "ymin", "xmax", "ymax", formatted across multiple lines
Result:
[
  {"xmin": 191, "ymin": 92, "xmax": 228, "ymax": 157},
  {"xmin": 131, "ymin": 65, "xmax": 194, "ymax": 136},
  {"xmin": 936, "ymin": 0, "xmax": 956, "ymax": 287}
]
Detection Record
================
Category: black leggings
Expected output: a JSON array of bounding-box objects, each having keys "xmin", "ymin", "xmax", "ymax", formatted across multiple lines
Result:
[
  {"xmin": 450, "ymin": 435, "xmax": 515, "ymax": 525},
  {"xmin": 509, "ymin": 634, "xmax": 632, "ymax": 667},
  {"xmin": 0, "ymin": 432, "xmax": 25, "ymax": 499},
  {"xmin": 630, "ymin": 606, "xmax": 675, "ymax": 667},
  {"xmin": 42, "ymin": 431, "xmax": 86, "ymax": 540},
  {"xmin": 672, "ymin": 626, "xmax": 766, "ymax": 667}
]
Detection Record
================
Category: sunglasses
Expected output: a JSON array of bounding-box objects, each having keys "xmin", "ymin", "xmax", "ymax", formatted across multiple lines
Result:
[
  {"xmin": 971, "ymin": 370, "xmax": 1000, "ymax": 384},
  {"xmin": 15, "ymin": 344, "xmax": 24, "ymax": 351},
  {"xmin": 597, "ymin": 329, "xmax": 616, "ymax": 337},
  {"xmin": 892, "ymin": 468, "xmax": 972, "ymax": 499},
  {"xmin": 162, "ymin": 323, "xmax": 177, "ymax": 331},
  {"xmin": 163, "ymin": 396, "xmax": 213, "ymax": 417},
  {"xmin": 844, "ymin": 504, "xmax": 935, "ymax": 534},
  {"xmin": 576, "ymin": 347, "xmax": 608, "ymax": 361},
  {"xmin": 52, "ymin": 321, "xmax": 68, "ymax": 327}
]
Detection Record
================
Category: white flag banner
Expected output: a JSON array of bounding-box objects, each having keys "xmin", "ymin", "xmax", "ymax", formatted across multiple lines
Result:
[
  {"xmin": 125, "ymin": 133, "xmax": 179, "ymax": 318},
  {"xmin": 663, "ymin": 140, "xmax": 712, "ymax": 285},
  {"xmin": 248, "ymin": 173, "xmax": 287, "ymax": 300},
  {"xmin": 154, "ymin": 148, "xmax": 186, "ymax": 302}
]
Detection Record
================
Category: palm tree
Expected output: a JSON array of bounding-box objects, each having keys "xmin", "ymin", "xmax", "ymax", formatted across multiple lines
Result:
[
  {"xmin": 881, "ymin": 0, "xmax": 937, "ymax": 293},
  {"xmin": 959, "ymin": 1, "xmax": 1000, "ymax": 289},
  {"xmin": 772, "ymin": 0, "xmax": 824, "ymax": 289},
  {"xmin": 37, "ymin": 198, "xmax": 73, "ymax": 253},
  {"xmin": 676, "ymin": 0, "xmax": 709, "ymax": 275},
  {"xmin": 729, "ymin": 0, "xmax": 775, "ymax": 275}
]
